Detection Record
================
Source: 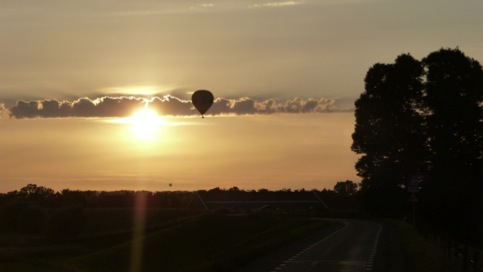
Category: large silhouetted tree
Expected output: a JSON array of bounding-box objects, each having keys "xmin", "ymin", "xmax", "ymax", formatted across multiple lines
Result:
[
  {"xmin": 353, "ymin": 48, "xmax": 483, "ymax": 226},
  {"xmin": 421, "ymin": 49, "xmax": 483, "ymax": 233},
  {"xmin": 352, "ymin": 54, "xmax": 427, "ymax": 215}
]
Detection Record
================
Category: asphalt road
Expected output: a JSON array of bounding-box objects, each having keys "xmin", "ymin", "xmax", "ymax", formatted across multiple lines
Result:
[{"xmin": 238, "ymin": 219, "xmax": 383, "ymax": 272}]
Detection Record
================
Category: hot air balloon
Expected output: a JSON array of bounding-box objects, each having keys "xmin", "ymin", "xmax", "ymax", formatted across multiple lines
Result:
[{"xmin": 191, "ymin": 90, "xmax": 214, "ymax": 118}]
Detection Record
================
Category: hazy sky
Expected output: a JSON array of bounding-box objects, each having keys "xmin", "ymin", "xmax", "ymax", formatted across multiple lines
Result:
[
  {"xmin": 1, "ymin": 0, "xmax": 482, "ymax": 192},
  {"xmin": 1, "ymin": 114, "xmax": 357, "ymax": 192}
]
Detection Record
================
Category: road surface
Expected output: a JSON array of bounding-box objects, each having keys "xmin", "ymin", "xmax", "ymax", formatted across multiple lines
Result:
[{"xmin": 238, "ymin": 219, "xmax": 383, "ymax": 272}]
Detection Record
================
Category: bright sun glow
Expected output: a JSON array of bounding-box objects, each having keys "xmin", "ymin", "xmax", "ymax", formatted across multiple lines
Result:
[{"xmin": 128, "ymin": 109, "xmax": 163, "ymax": 140}]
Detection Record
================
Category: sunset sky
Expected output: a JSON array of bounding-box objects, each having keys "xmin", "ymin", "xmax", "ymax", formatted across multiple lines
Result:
[{"xmin": 1, "ymin": 0, "xmax": 482, "ymax": 192}]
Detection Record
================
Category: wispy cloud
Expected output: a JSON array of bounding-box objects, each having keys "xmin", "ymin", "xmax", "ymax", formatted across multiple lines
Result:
[
  {"xmin": 249, "ymin": 1, "xmax": 300, "ymax": 8},
  {"xmin": 199, "ymin": 3, "xmax": 215, "ymax": 8},
  {"xmin": 107, "ymin": 0, "xmax": 302, "ymax": 16},
  {"xmin": 109, "ymin": 10, "xmax": 170, "ymax": 16},
  {"xmin": 107, "ymin": 2, "xmax": 221, "ymax": 16}
]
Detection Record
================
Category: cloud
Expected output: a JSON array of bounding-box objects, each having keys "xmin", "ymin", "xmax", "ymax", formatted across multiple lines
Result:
[
  {"xmin": 249, "ymin": 1, "xmax": 299, "ymax": 8},
  {"xmin": 0, "ymin": 103, "xmax": 10, "ymax": 119},
  {"xmin": 9, "ymin": 97, "xmax": 147, "ymax": 119},
  {"xmin": 107, "ymin": 0, "xmax": 302, "ymax": 16},
  {"xmin": 6, "ymin": 95, "xmax": 349, "ymax": 119}
]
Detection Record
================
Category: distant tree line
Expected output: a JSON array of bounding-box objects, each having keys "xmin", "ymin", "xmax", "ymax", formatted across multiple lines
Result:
[
  {"xmin": 0, "ymin": 184, "xmax": 196, "ymax": 237},
  {"xmin": 0, "ymin": 184, "xmax": 195, "ymax": 209},
  {"xmin": 0, "ymin": 183, "xmax": 359, "ymax": 209},
  {"xmin": 0, "ymin": 182, "xmax": 360, "ymax": 236},
  {"xmin": 352, "ymin": 48, "xmax": 482, "ymax": 243}
]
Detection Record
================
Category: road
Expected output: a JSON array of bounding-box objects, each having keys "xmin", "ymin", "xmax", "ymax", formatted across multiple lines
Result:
[{"xmin": 238, "ymin": 219, "xmax": 383, "ymax": 272}]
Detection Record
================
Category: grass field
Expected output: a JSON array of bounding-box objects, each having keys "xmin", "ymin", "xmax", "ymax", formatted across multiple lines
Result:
[{"xmin": 0, "ymin": 211, "xmax": 329, "ymax": 272}]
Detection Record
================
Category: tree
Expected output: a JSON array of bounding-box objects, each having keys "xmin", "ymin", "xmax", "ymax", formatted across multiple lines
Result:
[
  {"xmin": 18, "ymin": 184, "xmax": 55, "ymax": 199},
  {"xmin": 352, "ymin": 54, "xmax": 427, "ymax": 215},
  {"xmin": 333, "ymin": 180, "xmax": 359, "ymax": 196},
  {"xmin": 421, "ymin": 49, "xmax": 483, "ymax": 230},
  {"xmin": 352, "ymin": 48, "xmax": 483, "ymax": 222}
]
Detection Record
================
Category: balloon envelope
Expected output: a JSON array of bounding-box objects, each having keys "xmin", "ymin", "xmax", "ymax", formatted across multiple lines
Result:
[{"xmin": 192, "ymin": 90, "xmax": 214, "ymax": 117}]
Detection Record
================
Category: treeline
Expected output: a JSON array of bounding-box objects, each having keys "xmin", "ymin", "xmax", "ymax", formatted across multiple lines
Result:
[
  {"xmin": 0, "ymin": 184, "xmax": 194, "ymax": 209},
  {"xmin": 0, "ymin": 183, "xmax": 361, "ymax": 237},
  {"xmin": 0, "ymin": 183, "xmax": 359, "ymax": 209},
  {"xmin": 0, "ymin": 184, "xmax": 197, "ymax": 237}
]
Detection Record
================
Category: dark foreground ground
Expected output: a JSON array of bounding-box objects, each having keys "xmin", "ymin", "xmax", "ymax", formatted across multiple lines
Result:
[
  {"xmin": 0, "ymin": 207, "xmax": 460, "ymax": 272},
  {"xmin": 0, "ymin": 210, "xmax": 330, "ymax": 272}
]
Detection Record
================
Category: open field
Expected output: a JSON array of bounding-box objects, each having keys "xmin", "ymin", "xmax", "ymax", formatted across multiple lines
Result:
[{"xmin": 0, "ymin": 210, "xmax": 329, "ymax": 272}]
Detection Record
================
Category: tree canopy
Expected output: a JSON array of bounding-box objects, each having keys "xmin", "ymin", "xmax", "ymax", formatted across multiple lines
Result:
[{"xmin": 352, "ymin": 48, "xmax": 482, "ymax": 237}]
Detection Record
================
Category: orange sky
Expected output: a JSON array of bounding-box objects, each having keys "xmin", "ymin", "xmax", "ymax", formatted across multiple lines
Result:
[
  {"xmin": 0, "ymin": 113, "xmax": 359, "ymax": 192},
  {"xmin": 1, "ymin": 0, "xmax": 481, "ymax": 192}
]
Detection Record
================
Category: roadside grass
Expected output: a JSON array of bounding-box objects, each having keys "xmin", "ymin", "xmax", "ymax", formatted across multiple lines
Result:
[{"xmin": 385, "ymin": 219, "xmax": 453, "ymax": 272}]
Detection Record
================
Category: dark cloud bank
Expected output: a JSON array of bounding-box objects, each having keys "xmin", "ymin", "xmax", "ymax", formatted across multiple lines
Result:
[{"xmin": 5, "ymin": 96, "xmax": 349, "ymax": 119}]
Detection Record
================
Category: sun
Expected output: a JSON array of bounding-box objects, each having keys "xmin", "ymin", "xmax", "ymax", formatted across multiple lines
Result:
[{"xmin": 128, "ymin": 109, "xmax": 163, "ymax": 140}]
